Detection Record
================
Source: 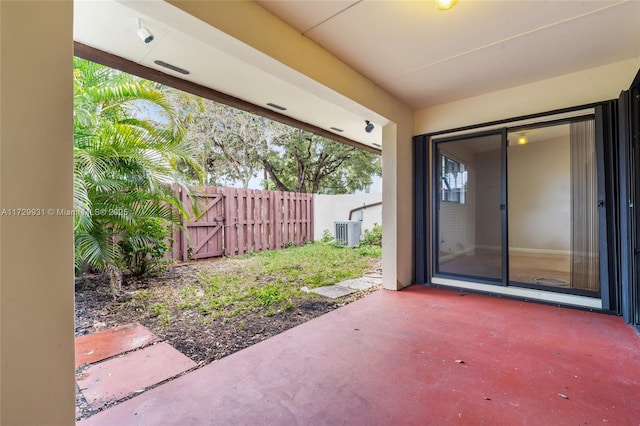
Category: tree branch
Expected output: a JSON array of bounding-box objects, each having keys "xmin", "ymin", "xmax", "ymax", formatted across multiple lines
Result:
[{"xmin": 261, "ymin": 158, "xmax": 290, "ymax": 192}]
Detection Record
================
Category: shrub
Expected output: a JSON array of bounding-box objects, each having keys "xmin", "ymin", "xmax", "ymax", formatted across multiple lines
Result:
[
  {"xmin": 321, "ymin": 229, "xmax": 335, "ymax": 244},
  {"xmin": 361, "ymin": 223, "xmax": 382, "ymax": 247},
  {"xmin": 119, "ymin": 218, "xmax": 171, "ymax": 276}
]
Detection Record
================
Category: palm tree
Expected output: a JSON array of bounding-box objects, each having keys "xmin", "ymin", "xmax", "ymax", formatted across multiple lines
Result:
[{"xmin": 73, "ymin": 57, "xmax": 200, "ymax": 293}]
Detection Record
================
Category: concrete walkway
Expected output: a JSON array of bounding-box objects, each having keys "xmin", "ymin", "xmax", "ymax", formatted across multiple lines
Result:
[{"xmin": 79, "ymin": 286, "xmax": 640, "ymax": 425}]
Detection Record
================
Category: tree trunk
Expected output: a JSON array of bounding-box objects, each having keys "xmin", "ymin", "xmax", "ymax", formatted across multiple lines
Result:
[{"xmin": 261, "ymin": 159, "xmax": 290, "ymax": 192}]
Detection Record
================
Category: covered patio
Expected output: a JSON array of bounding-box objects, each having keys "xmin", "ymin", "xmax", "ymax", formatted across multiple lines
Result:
[
  {"xmin": 79, "ymin": 287, "xmax": 640, "ymax": 425},
  {"xmin": 1, "ymin": 2, "xmax": 639, "ymax": 424}
]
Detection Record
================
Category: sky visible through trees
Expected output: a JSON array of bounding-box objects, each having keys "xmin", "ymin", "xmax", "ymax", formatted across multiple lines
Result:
[{"xmin": 118, "ymin": 60, "xmax": 382, "ymax": 195}]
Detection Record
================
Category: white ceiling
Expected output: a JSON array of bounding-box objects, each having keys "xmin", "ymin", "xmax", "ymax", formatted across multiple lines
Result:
[
  {"xmin": 257, "ymin": 0, "xmax": 640, "ymax": 109},
  {"xmin": 73, "ymin": 0, "xmax": 640, "ymax": 149}
]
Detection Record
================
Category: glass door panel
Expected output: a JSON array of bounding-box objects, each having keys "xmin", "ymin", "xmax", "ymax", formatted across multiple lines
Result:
[
  {"xmin": 507, "ymin": 120, "xmax": 600, "ymax": 294},
  {"xmin": 435, "ymin": 133, "xmax": 504, "ymax": 282}
]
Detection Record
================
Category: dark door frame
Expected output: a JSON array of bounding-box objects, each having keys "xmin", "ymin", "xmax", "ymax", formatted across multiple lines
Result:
[
  {"xmin": 413, "ymin": 102, "xmax": 622, "ymax": 311},
  {"xmin": 431, "ymin": 129, "xmax": 507, "ymax": 286},
  {"xmin": 633, "ymin": 76, "xmax": 640, "ymax": 327},
  {"xmin": 618, "ymin": 69, "xmax": 640, "ymax": 326}
]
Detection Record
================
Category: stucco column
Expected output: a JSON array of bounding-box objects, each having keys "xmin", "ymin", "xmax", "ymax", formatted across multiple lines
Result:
[
  {"xmin": 0, "ymin": 1, "xmax": 75, "ymax": 424},
  {"xmin": 382, "ymin": 123, "xmax": 414, "ymax": 290}
]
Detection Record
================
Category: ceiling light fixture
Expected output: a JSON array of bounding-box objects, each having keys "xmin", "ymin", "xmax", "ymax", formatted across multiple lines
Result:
[
  {"xmin": 154, "ymin": 60, "xmax": 189, "ymax": 75},
  {"xmin": 136, "ymin": 18, "xmax": 154, "ymax": 44},
  {"xmin": 517, "ymin": 135, "xmax": 528, "ymax": 145},
  {"xmin": 365, "ymin": 120, "xmax": 375, "ymax": 133},
  {"xmin": 266, "ymin": 103, "xmax": 287, "ymax": 111},
  {"xmin": 435, "ymin": 0, "xmax": 458, "ymax": 10}
]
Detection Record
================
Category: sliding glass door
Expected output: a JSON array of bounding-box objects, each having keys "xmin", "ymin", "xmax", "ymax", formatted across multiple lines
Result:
[
  {"xmin": 433, "ymin": 117, "xmax": 603, "ymax": 297},
  {"xmin": 434, "ymin": 131, "xmax": 505, "ymax": 284},
  {"xmin": 507, "ymin": 119, "xmax": 600, "ymax": 295}
]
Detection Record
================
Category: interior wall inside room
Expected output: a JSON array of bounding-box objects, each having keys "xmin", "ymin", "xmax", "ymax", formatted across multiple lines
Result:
[
  {"xmin": 438, "ymin": 143, "xmax": 475, "ymax": 257},
  {"xmin": 474, "ymin": 148, "xmax": 502, "ymax": 248},
  {"xmin": 508, "ymin": 136, "xmax": 571, "ymax": 253}
]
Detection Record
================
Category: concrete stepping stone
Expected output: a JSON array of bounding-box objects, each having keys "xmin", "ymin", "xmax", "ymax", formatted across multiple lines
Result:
[
  {"xmin": 75, "ymin": 322, "xmax": 159, "ymax": 367},
  {"xmin": 77, "ymin": 342, "xmax": 196, "ymax": 410},
  {"xmin": 309, "ymin": 285, "xmax": 356, "ymax": 299},
  {"xmin": 305, "ymin": 273, "xmax": 382, "ymax": 299},
  {"xmin": 336, "ymin": 277, "xmax": 380, "ymax": 291}
]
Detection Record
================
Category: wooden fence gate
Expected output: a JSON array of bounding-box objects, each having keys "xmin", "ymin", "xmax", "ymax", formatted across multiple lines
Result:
[{"xmin": 170, "ymin": 186, "xmax": 314, "ymax": 261}]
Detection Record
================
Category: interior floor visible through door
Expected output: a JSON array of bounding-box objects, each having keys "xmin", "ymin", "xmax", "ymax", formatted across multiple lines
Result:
[{"xmin": 438, "ymin": 248, "xmax": 570, "ymax": 288}]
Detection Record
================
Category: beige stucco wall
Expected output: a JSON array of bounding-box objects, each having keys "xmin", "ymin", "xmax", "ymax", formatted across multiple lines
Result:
[
  {"xmin": 414, "ymin": 59, "xmax": 639, "ymax": 135},
  {"xmin": 0, "ymin": 1, "xmax": 75, "ymax": 425},
  {"xmin": 381, "ymin": 122, "xmax": 413, "ymax": 289},
  {"xmin": 314, "ymin": 193, "xmax": 382, "ymax": 241},
  {"xmin": 168, "ymin": 1, "xmax": 415, "ymax": 290}
]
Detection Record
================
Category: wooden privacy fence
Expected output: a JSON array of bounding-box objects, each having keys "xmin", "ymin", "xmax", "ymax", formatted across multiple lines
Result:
[{"xmin": 169, "ymin": 186, "xmax": 314, "ymax": 261}]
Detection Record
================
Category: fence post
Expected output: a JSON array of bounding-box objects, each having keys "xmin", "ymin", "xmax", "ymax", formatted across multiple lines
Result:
[
  {"xmin": 223, "ymin": 187, "xmax": 233, "ymax": 256},
  {"xmin": 275, "ymin": 191, "xmax": 283, "ymax": 248},
  {"xmin": 168, "ymin": 184, "xmax": 182, "ymax": 260},
  {"xmin": 257, "ymin": 189, "xmax": 265, "ymax": 251},
  {"xmin": 296, "ymin": 193, "xmax": 303, "ymax": 246},
  {"xmin": 180, "ymin": 186, "xmax": 190, "ymax": 262},
  {"xmin": 268, "ymin": 191, "xmax": 275, "ymax": 249},
  {"xmin": 309, "ymin": 194, "xmax": 314, "ymax": 242}
]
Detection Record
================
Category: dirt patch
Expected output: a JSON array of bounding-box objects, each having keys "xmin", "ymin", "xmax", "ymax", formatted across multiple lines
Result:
[{"xmin": 75, "ymin": 257, "xmax": 381, "ymax": 420}]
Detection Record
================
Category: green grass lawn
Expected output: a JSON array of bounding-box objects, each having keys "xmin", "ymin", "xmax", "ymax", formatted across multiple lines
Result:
[{"xmin": 137, "ymin": 242, "xmax": 382, "ymax": 325}]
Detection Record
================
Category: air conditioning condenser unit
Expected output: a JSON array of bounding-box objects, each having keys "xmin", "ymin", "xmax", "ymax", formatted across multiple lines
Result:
[{"xmin": 334, "ymin": 221, "xmax": 361, "ymax": 248}]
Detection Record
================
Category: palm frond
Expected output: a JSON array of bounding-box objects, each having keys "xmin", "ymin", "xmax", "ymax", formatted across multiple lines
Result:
[{"xmin": 73, "ymin": 57, "xmax": 201, "ymax": 275}]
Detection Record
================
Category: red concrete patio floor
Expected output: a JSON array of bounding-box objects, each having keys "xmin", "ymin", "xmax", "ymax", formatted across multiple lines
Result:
[{"xmin": 79, "ymin": 286, "xmax": 640, "ymax": 425}]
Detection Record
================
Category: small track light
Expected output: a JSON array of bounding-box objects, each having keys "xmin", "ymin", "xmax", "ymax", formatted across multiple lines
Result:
[
  {"xmin": 137, "ymin": 18, "xmax": 154, "ymax": 44},
  {"xmin": 365, "ymin": 120, "xmax": 374, "ymax": 133}
]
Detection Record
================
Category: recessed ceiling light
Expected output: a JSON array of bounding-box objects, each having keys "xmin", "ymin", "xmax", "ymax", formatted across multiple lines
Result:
[
  {"xmin": 153, "ymin": 60, "xmax": 189, "ymax": 75},
  {"xmin": 330, "ymin": 127, "xmax": 344, "ymax": 132},
  {"xmin": 266, "ymin": 103, "xmax": 287, "ymax": 111}
]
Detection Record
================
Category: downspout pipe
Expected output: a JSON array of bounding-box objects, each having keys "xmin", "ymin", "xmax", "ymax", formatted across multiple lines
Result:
[{"xmin": 348, "ymin": 201, "xmax": 382, "ymax": 220}]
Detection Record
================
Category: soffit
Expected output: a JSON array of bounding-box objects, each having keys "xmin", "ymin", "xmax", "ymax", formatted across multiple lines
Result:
[
  {"xmin": 73, "ymin": 0, "xmax": 640, "ymax": 148},
  {"xmin": 73, "ymin": 0, "xmax": 385, "ymax": 149}
]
